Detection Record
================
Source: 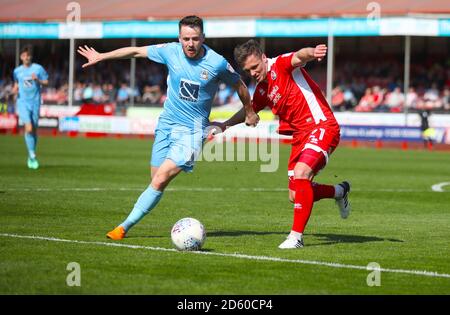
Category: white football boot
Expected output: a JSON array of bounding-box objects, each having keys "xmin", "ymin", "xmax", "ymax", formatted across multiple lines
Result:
[
  {"xmin": 335, "ymin": 181, "xmax": 351, "ymax": 219},
  {"xmin": 278, "ymin": 234, "xmax": 304, "ymax": 249}
]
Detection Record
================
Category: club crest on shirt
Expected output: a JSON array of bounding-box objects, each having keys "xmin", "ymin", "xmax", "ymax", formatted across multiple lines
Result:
[
  {"xmin": 200, "ymin": 70, "xmax": 209, "ymax": 80},
  {"xmin": 271, "ymin": 70, "xmax": 277, "ymax": 80}
]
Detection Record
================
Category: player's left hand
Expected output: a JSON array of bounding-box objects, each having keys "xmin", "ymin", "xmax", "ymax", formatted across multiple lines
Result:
[
  {"xmin": 314, "ymin": 44, "xmax": 327, "ymax": 62},
  {"xmin": 245, "ymin": 111, "xmax": 260, "ymax": 127},
  {"xmin": 31, "ymin": 73, "xmax": 38, "ymax": 81}
]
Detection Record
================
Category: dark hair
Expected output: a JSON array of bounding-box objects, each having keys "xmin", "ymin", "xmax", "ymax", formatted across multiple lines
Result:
[
  {"xmin": 179, "ymin": 15, "xmax": 204, "ymax": 33},
  {"xmin": 234, "ymin": 39, "xmax": 263, "ymax": 68},
  {"xmin": 20, "ymin": 45, "xmax": 33, "ymax": 55}
]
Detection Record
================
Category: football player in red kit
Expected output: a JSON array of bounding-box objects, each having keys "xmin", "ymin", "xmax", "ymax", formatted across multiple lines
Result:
[{"xmin": 216, "ymin": 40, "xmax": 351, "ymax": 249}]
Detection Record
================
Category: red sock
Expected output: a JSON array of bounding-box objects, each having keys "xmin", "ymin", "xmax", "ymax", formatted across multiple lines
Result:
[
  {"xmin": 312, "ymin": 183, "xmax": 335, "ymax": 202},
  {"xmin": 292, "ymin": 179, "xmax": 314, "ymax": 233}
]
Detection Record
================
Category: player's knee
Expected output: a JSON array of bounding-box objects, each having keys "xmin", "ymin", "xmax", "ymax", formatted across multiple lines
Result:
[
  {"xmin": 25, "ymin": 124, "xmax": 33, "ymax": 133},
  {"xmin": 293, "ymin": 163, "xmax": 314, "ymax": 180},
  {"xmin": 294, "ymin": 171, "xmax": 311, "ymax": 180},
  {"xmin": 151, "ymin": 172, "xmax": 171, "ymax": 191}
]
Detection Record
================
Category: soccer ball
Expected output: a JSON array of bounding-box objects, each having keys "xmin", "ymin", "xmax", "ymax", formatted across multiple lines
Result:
[{"xmin": 171, "ymin": 217, "xmax": 206, "ymax": 251}]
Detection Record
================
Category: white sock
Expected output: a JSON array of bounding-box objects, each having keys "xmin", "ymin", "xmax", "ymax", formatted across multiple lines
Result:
[
  {"xmin": 289, "ymin": 231, "xmax": 302, "ymax": 240},
  {"xmin": 334, "ymin": 184, "xmax": 344, "ymax": 199}
]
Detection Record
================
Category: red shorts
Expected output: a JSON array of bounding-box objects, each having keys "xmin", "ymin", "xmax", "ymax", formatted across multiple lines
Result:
[{"xmin": 288, "ymin": 126, "xmax": 340, "ymax": 190}]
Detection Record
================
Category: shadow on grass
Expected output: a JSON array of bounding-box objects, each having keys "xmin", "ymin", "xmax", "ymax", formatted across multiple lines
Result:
[
  {"xmin": 307, "ymin": 233, "xmax": 404, "ymax": 246},
  {"xmin": 209, "ymin": 230, "xmax": 404, "ymax": 246},
  {"xmin": 208, "ymin": 230, "xmax": 286, "ymax": 237}
]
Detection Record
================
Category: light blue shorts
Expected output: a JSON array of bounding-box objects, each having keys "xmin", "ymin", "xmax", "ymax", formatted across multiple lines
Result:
[
  {"xmin": 17, "ymin": 102, "xmax": 40, "ymax": 126},
  {"xmin": 150, "ymin": 120, "xmax": 205, "ymax": 172}
]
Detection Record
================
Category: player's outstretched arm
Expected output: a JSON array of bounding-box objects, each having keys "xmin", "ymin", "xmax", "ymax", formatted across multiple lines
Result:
[
  {"xmin": 291, "ymin": 44, "xmax": 327, "ymax": 68},
  {"xmin": 233, "ymin": 79, "xmax": 259, "ymax": 127},
  {"xmin": 77, "ymin": 45, "xmax": 148, "ymax": 68},
  {"xmin": 210, "ymin": 107, "xmax": 246, "ymax": 135}
]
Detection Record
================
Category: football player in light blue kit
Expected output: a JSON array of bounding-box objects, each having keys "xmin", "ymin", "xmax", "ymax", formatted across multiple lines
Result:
[
  {"xmin": 13, "ymin": 46, "xmax": 49, "ymax": 169},
  {"xmin": 78, "ymin": 16, "xmax": 260, "ymax": 240}
]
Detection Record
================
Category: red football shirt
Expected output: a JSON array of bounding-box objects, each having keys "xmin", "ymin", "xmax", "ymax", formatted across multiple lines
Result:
[{"xmin": 252, "ymin": 53, "xmax": 339, "ymax": 134}]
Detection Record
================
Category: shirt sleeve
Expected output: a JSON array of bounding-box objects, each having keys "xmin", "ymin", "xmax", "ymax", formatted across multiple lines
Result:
[
  {"xmin": 13, "ymin": 69, "xmax": 18, "ymax": 82},
  {"xmin": 217, "ymin": 59, "xmax": 240, "ymax": 86},
  {"xmin": 276, "ymin": 52, "xmax": 295, "ymax": 73},
  {"xmin": 147, "ymin": 43, "xmax": 171, "ymax": 65},
  {"xmin": 38, "ymin": 65, "xmax": 49, "ymax": 81}
]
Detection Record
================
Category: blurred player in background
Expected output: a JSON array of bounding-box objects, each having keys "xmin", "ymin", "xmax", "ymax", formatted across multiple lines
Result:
[
  {"xmin": 218, "ymin": 39, "xmax": 351, "ymax": 249},
  {"xmin": 13, "ymin": 46, "xmax": 48, "ymax": 169},
  {"xmin": 78, "ymin": 15, "xmax": 259, "ymax": 240}
]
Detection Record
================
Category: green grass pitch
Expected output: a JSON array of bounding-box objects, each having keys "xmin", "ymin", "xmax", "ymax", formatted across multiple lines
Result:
[{"xmin": 0, "ymin": 134, "xmax": 449, "ymax": 294}]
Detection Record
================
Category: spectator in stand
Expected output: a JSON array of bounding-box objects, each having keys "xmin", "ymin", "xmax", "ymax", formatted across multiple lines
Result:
[
  {"xmin": 331, "ymin": 86, "xmax": 345, "ymax": 111},
  {"xmin": 355, "ymin": 88, "xmax": 374, "ymax": 112},
  {"xmin": 384, "ymin": 87, "xmax": 404, "ymax": 112},
  {"xmin": 104, "ymin": 83, "xmax": 116, "ymax": 103},
  {"xmin": 92, "ymin": 83, "xmax": 104, "ymax": 103},
  {"xmin": 423, "ymin": 83, "xmax": 442, "ymax": 110},
  {"xmin": 130, "ymin": 85, "xmax": 141, "ymax": 103},
  {"xmin": 116, "ymin": 82, "xmax": 130, "ymax": 115},
  {"xmin": 442, "ymin": 87, "xmax": 450, "ymax": 111},
  {"xmin": 83, "ymin": 83, "xmax": 94, "ymax": 103},
  {"xmin": 371, "ymin": 85, "xmax": 385, "ymax": 111},
  {"xmin": 342, "ymin": 86, "xmax": 357, "ymax": 111},
  {"xmin": 142, "ymin": 84, "xmax": 162, "ymax": 105},
  {"xmin": 406, "ymin": 87, "xmax": 418, "ymax": 110},
  {"xmin": 56, "ymin": 83, "xmax": 68, "ymax": 105},
  {"xmin": 74, "ymin": 82, "xmax": 84, "ymax": 105}
]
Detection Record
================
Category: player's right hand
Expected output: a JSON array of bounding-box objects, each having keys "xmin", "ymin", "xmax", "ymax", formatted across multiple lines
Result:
[
  {"xmin": 245, "ymin": 111, "xmax": 260, "ymax": 127},
  {"xmin": 77, "ymin": 45, "xmax": 102, "ymax": 68},
  {"xmin": 209, "ymin": 121, "xmax": 226, "ymax": 135},
  {"xmin": 314, "ymin": 44, "xmax": 327, "ymax": 62}
]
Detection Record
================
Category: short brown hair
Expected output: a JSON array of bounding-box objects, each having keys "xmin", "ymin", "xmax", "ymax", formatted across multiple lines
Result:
[
  {"xmin": 179, "ymin": 15, "xmax": 204, "ymax": 33},
  {"xmin": 20, "ymin": 45, "xmax": 32, "ymax": 55},
  {"xmin": 234, "ymin": 39, "xmax": 263, "ymax": 68}
]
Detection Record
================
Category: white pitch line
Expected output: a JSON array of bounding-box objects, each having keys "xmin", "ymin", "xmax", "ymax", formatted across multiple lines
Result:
[
  {"xmin": 1, "ymin": 233, "xmax": 449, "ymax": 279},
  {"xmin": 431, "ymin": 182, "xmax": 450, "ymax": 192},
  {"xmin": 0, "ymin": 187, "xmax": 445, "ymax": 193}
]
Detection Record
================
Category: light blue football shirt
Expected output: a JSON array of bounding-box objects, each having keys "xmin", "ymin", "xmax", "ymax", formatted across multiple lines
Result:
[
  {"xmin": 13, "ymin": 63, "xmax": 48, "ymax": 107},
  {"xmin": 147, "ymin": 42, "xmax": 240, "ymax": 130}
]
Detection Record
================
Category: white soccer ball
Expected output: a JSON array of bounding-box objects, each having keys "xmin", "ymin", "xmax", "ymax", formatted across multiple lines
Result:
[{"xmin": 171, "ymin": 217, "xmax": 206, "ymax": 251}]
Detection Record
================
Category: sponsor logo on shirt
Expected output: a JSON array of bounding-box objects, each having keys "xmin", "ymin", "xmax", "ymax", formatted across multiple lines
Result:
[
  {"xmin": 268, "ymin": 85, "xmax": 282, "ymax": 105},
  {"xmin": 23, "ymin": 77, "xmax": 34, "ymax": 88},
  {"xmin": 179, "ymin": 79, "xmax": 200, "ymax": 102}
]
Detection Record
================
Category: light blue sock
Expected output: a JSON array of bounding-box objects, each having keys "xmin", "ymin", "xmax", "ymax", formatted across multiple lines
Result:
[
  {"xmin": 120, "ymin": 185, "xmax": 163, "ymax": 232},
  {"xmin": 24, "ymin": 132, "xmax": 36, "ymax": 159}
]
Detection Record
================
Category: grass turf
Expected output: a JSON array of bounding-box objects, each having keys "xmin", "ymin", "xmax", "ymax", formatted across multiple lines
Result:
[{"xmin": 0, "ymin": 134, "xmax": 449, "ymax": 294}]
